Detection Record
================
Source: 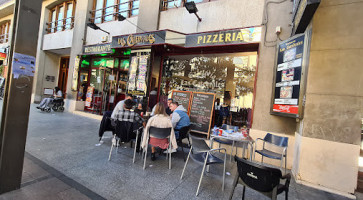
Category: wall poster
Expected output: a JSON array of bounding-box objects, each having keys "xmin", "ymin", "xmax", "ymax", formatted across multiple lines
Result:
[
  {"xmin": 271, "ymin": 33, "xmax": 311, "ymax": 118},
  {"xmin": 85, "ymin": 86, "xmax": 94, "ymax": 107},
  {"xmin": 127, "ymin": 53, "xmax": 150, "ymax": 96}
]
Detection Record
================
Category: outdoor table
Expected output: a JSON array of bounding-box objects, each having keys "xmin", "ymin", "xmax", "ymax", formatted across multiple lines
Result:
[{"xmin": 209, "ymin": 131, "xmax": 254, "ymax": 161}]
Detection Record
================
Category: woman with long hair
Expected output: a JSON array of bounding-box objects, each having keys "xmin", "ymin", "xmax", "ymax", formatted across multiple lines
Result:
[{"xmin": 141, "ymin": 102, "xmax": 177, "ymax": 161}]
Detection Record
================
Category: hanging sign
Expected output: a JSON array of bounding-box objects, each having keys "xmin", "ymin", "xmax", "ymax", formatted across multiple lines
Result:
[
  {"xmin": 112, "ymin": 31, "xmax": 166, "ymax": 48},
  {"xmin": 185, "ymin": 26, "xmax": 262, "ymax": 47},
  {"xmin": 271, "ymin": 33, "xmax": 309, "ymax": 118},
  {"xmin": 292, "ymin": 0, "xmax": 320, "ymax": 35},
  {"xmin": 83, "ymin": 43, "xmax": 112, "ymax": 55}
]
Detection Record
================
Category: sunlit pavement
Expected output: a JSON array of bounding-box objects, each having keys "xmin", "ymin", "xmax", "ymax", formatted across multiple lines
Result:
[{"xmin": 0, "ymin": 104, "xmax": 358, "ymax": 199}]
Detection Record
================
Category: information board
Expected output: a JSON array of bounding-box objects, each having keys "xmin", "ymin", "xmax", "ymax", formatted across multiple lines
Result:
[
  {"xmin": 271, "ymin": 33, "xmax": 307, "ymax": 118},
  {"xmin": 189, "ymin": 92, "xmax": 215, "ymax": 136},
  {"xmin": 171, "ymin": 91, "xmax": 192, "ymax": 114}
]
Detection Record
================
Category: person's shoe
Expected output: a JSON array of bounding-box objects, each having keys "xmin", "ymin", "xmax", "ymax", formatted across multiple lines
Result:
[
  {"xmin": 151, "ymin": 152, "xmax": 156, "ymax": 161},
  {"xmin": 163, "ymin": 149, "xmax": 177, "ymax": 154},
  {"xmin": 36, "ymin": 106, "xmax": 41, "ymax": 109}
]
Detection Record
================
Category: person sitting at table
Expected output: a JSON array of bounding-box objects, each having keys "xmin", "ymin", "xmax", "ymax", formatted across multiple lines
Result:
[
  {"xmin": 134, "ymin": 102, "xmax": 145, "ymax": 117},
  {"xmin": 150, "ymin": 98, "xmax": 173, "ymax": 116},
  {"xmin": 111, "ymin": 94, "xmax": 133, "ymax": 119},
  {"xmin": 141, "ymin": 103, "xmax": 177, "ymax": 161},
  {"xmin": 112, "ymin": 99, "xmax": 145, "ymax": 147},
  {"xmin": 169, "ymin": 102, "xmax": 190, "ymax": 140}
]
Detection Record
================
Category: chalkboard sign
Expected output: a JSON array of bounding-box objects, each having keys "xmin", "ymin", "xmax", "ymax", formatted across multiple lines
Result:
[
  {"xmin": 189, "ymin": 92, "xmax": 215, "ymax": 136},
  {"xmin": 171, "ymin": 91, "xmax": 192, "ymax": 114}
]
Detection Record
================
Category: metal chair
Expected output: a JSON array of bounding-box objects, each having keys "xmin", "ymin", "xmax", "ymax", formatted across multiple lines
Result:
[
  {"xmin": 176, "ymin": 125, "xmax": 191, "ymax": 161},
  {"xmin": 213, "ymin": 124, "xmax": 239, "ymax": 162},
  {"xmin": 253, "ymin": 133, "xmax": 288, "ymax": 173},
  {"xmin": 229, "ymin": 156, "xmax": 291, "ymax": 200},
  {"xmin": 143, "ymin": 127, "xmax": 172, "ymax": 170},
  {"xmin": 180, "ymin": 134, "xmax": 227, "ymax": 196},
  {"xmin": 108, "ymin": 120, "xmax": 141, "ymax": 162}
]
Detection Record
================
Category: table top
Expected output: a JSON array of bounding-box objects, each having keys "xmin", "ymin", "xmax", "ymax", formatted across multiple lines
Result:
[{"xmin": 210, "ymin": 132, "xmax": 254, "ymax": 143}]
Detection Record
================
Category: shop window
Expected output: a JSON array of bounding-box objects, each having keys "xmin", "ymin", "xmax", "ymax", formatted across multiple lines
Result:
[
  {"xmin": 160, "ymin": 52, "xmax": 257, "ymax": 126},
  {"xmin": 91, "ymin": 0, "xmax": 140, "ymax": 24},
  {"xmin": 162, "ymin": 0, "xmax": 210, "ymax": 11},
  {"xmin": 0, "ymin": 21, "xmax": 10, "ymax": 44},
  {"xmin": 47, "ymin": 1, "xmax": 76, "ymax": 34}
]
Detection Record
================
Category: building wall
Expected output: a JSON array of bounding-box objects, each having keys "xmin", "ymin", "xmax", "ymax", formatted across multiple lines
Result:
[
  {"xmin": 0, "ymin": 13, "xmax": 13, "ymax": 51},
  {"xmin": 85, "ymin": 17, "xmax": 138, "ymax": 45},
  {"xmin": 292, "ymin": 0, "xmax": 363, "ymax": 194},
  {"xmin": 159, "ymin": 0, "xmax": 264, "ymax": 33},
  {"xmin": 43, "ymin": 30, "xmax": 74, "ymax": 50}
]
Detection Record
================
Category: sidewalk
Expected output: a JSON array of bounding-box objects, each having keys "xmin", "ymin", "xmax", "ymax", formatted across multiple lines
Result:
[{"xmin": 0, "ymin": 105, "xmax": 359, "ymax": 199}]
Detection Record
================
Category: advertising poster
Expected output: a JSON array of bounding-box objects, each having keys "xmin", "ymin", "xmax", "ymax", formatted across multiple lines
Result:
[
  {"xmin": 71, "ymin": 56, "xmax": 80, "ymax": 91},
  {"xmin": 271, "ymin": 33, "xmax": 306, "ymax": 117},
  {"xmin": 12, "ymin": 53, "xmax": 36, "ymax": 78},
  {"xmin": 136, "ymin": 56, "xmax": 148, "ymax": 92},
  {"xmin": 85, "ymin": 86, "xmax": 94, "ymax": 107},
  {"xmin": 127, "ymin": 56, "xmax": 138, "ymax": 91}
]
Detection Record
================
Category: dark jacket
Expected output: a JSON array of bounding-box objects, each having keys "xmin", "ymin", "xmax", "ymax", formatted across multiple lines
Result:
[{"xmin": 98, "ymin": 111, "xmax": 115, "ymax": 138}]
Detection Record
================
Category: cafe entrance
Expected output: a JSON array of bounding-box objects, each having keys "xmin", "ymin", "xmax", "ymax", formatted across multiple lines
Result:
[{"xmin": 78, "ymin": 55, "xmax": 130, "ymax": 114}]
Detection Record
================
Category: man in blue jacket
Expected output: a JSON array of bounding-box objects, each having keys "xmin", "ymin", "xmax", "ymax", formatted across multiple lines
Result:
[{"xmin": 170, "ymin": 102, "xmax": 190, "ymax": 139}]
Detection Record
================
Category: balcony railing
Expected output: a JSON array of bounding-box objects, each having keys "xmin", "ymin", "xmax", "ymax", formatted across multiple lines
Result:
[
  {"xmin": 46, "ymin": 16, "xmax": 75, "ymax": 34},
  {"xmin": 0, "ymin": 33, "xmax": 9, "ymax": 44},
  {"xmin": 89, "ymin": 0, "xmax": 139, "ymax": 24}
]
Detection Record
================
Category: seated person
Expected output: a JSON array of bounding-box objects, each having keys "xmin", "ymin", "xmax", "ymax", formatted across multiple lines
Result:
[
  {"xmin": 37, "ymin": 86, "xmax": 62, "ymax": 109},
  {"xmin": 150, "ymin": 98, "xmax": 173, "ymax": 116},
  {"xmin": 112, "ymin": 99, "xmax": 145, "ymax": 144},
  {"xmin": 111, "ymin": 94, "xmax": 133, "ymax": 119},
  {"xmin": 141, "ymin": 103, "xmax": 177, "ymax": 161},
  {"xmin": 169, "ymin": 102, "xmax": 190, "ymax": 139},
  {"xmin": 134, "ymin": 103, "xmax": 145, "ymax": 117}
]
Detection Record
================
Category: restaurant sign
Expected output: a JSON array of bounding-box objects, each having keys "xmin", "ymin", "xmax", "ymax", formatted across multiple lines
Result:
[
  {"xmin": 112, "ymin": 31, "xmax": 166, "ymax": 48},
  {"xmin": 185, "ymin": 26, "xmax": 262, "ymax": 47},
  {"xmin": 83, "ymin": 43, "xmax": 112, "ymax": 55},
  {"xmin": 292, "ymin": 0, "xmax": 320, "ymax": 35},
  {"xmin": 271, "ymin": 33, "xmax": 310, "ymax": 118}
]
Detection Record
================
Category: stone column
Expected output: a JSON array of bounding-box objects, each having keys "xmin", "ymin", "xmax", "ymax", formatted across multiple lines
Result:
[{"xmin": 65, "ymin": 0, "xmax": 93, "ymax": 111}]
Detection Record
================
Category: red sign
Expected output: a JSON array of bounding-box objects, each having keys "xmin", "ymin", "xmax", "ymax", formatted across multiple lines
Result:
[
  {"xmin": 0, "ymin": 53, "xmax": 6, "ymax": 59},
  {"xmin": 273, "ymin": 104, "xmax": 299, "ymax": 114}
]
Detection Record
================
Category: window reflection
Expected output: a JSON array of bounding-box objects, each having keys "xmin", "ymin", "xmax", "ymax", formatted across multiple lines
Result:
[{"xmin": 161, "ymin": 53, "xmax": 257, "ymax": 110}]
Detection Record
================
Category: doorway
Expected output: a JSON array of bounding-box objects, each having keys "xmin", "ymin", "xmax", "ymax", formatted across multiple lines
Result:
[{"xmin": 58, "ymin": 57, "xmax": 69, "ymax": 96}]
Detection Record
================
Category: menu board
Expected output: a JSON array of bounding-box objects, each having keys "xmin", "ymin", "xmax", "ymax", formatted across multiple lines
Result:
[
  {"xmin": 271, "ymin": 33, "xmax": 306, "ymax": 118},
  {"xmin": 189, "ymin": 92, "xmax": 215, "ymax": 136},
  {"xmin": 171, "ymin": 91, "xmax": 192, "ymax": 114}
]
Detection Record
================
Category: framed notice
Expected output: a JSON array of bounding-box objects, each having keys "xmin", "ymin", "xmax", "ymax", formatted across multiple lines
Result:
[
  {"xmin": 189, "ymin": 92, "xmax": 216, "ymax": 136},
  {"xmin": 171, "ymin": 90, "xmax": 192, "ymax": 115},
  {"xmin": 271, "ymin": 32, "xmax": 311, "ymax": 118}
]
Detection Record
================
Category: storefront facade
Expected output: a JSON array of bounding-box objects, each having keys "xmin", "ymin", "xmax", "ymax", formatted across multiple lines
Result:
[{"xmin": 25, "ymin": 0, "xmax": 362, "ymax": 197}]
